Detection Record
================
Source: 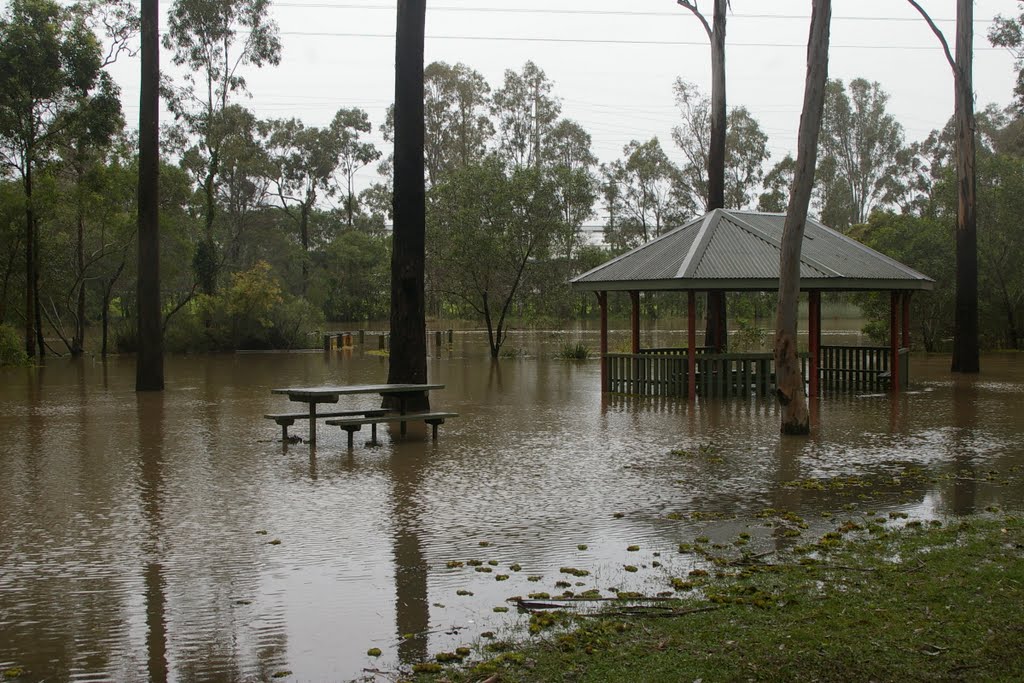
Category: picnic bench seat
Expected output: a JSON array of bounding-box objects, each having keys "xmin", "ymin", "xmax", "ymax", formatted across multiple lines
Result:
[
  {"xmin": 325, "ymin": 411, "xmax": 458, "ymax": 448},
  {"xmin": 264, "ymin": 409, "xmax": 388, "ymax": 441}
]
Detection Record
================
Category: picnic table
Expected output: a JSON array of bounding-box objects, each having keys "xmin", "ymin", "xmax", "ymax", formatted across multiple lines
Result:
[{"xmin": 268, "ymin": 383, "xmax": 444, "ymax": 446}]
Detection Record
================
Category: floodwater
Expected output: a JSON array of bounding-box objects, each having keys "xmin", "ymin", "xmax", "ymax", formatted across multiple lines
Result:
[{"xmin": 1, "ymin": 327, "xmax": 1023, "ymax": 682}]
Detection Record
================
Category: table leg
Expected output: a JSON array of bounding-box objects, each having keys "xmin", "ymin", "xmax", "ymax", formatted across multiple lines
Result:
[{"xmin": 308, "ymin": 402, "xmax": 317, "ymax": 447}]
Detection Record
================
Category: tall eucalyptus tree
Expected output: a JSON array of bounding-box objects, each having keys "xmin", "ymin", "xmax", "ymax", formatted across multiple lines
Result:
[
  {"xmin": 907, "ymin": 0, "xmax": 979, "ymax": 373},
  {"xmin": 775, "ymin": 0, "xmax": 831, "ymax": 435},
  {"xmin": 136, "ymin": 0, "xmax": 162, "ymax": 389},
  {"xmin": 386, "ymin": 0, "xmax": 429, "ymax": 406},
  {"xmin": 162, "ymin": 0, "xmax": 280, "ymax": 296}
]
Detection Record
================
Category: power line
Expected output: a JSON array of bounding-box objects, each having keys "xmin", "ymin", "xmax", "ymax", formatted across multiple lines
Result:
[
  {"xmin": 272, "ymin": 30, "xmax": 1002, "ymax": 50},
  {"xmin": 273, "ymin": 3, "xmax": 993, "ymax": 24}
]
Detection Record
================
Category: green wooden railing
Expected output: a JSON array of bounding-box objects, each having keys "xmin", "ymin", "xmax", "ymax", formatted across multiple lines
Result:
[{"xmin": 605, "ymin": 346, "xmax": 907, "ymax": 397}]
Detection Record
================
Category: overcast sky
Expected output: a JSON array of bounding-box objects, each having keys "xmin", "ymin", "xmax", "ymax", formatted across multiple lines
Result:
[{"xmin": 107, "ymin": 0, "xmax": 1018, "ymax": 219}]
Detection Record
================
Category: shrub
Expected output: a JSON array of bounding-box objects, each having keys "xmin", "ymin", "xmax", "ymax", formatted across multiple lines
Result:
[
  {"xmin": 164, "ymin": 262, "xmax": 324, "ymax": 352},
  {"xmin": 555, "ymin": 341, "xmax": 591, "ymax": 360},
  {"xmin": 0, "ymin": 323, "xmax": 29, "ymax": 366}
]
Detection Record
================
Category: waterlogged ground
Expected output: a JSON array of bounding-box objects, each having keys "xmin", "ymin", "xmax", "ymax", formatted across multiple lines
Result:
[{"xmin": 1, "ymin": 329, "xmax": 1023, "ymax": 682}]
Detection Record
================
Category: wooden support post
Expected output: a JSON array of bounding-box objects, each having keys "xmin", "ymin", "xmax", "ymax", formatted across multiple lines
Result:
[
  {"xmin": 308, "ymin": 402, "xmax": 317, "ymax": 447},
  {"xmin": 809, "ymin": 290, "xmax": 820, "ymax": 398},
  {"xmin": 358, "ymin": 329, "xmax": 365, "ymax": 345},
  {"xmin": 629, "ymin": 290, "xmax": 640, "ymax": 353},
  {"xmin": 597, "ymin": 291, "xmax": 608, "ymax": 392},
  {"xmin": 890, "ymin": 290, "xmax": 900, "ymax": 394},
  {"xmin": 323, "ymin": 334, "xmax": 330, "ymax": 352},
  {"xmin": 688, "ymin": 291, "xmax": 696, "ymax": 401},
  {"xmin": 901, "ymin": 292, "xmax": 911, "ymax": 350}
]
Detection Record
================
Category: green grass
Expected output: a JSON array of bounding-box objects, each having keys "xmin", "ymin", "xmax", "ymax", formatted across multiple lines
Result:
[
  {"xmin": 412, "ymin": 516, "xmax": 1024, "ymax": 682},
  {"xmin": 554, "ymin": 342, "xmax": 592, "ymax": 360}
]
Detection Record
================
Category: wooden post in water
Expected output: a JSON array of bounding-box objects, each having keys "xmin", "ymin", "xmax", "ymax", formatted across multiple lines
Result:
[
  {"xmin": 629, "ymin": 291, "xmax": 640, "ymax": 353},
  {"xmin": 902, "ymin": 292, "xmax": 911, "ymax": 349},
  {"xmin": 597, "ymin": 291, "xmax": 608, "ymax": 392},
  {"xmin": 688, "ymin": 291, "xmax": 697, "ymax": 401},
  {"xmin": 809, "ymin": 290, "xmax": 820, "ymax": 397},
  {"xmin": 890, "ymin": 291, "xmax": 900, "ymax": 394}
]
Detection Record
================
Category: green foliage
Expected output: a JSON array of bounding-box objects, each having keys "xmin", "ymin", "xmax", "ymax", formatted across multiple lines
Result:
[
  {"xmin": 0, "ymin": 323, "xmax": 29, "ymax": 366},
  {"xmin": 850, "ymin": 212, "xmax": 953, "ymax": 352},
  {"xmin": 555, "ymin": 341, "xmax": 591, "ymax": 360},
  {"xmin": 492, "ymin": 61, "xmax": 561, "ymax": 170},
  {"xmin": 422, "ymin": 61, "xmax": 494, "ymax": 185},
  {"xmin": 427, "ymin": 157, "xmax": 563, "ymax": 358},
  {"xmin": 817, "ymin": 78, "xmax": 913, "ymax": 230},
  {"xmin": 165, "ymin": 261, "xmax": 322, "ymax": 351},
  {"xmin": 730, "ymin": 318, "xmax": 767, "ymax": 352},
  {"xmin": 856, "ymin": 151, "xmax": 1024, "ymax": 352},
  {"xmin": 601, "ymin": 138, "xmax": 684, "ymax": 253},
  {"xmin": 672, "ymin": 79, "xmax": 771, "ymax": 211},
  {"xmin": 314, "ymin": 227, "xmax": 390, "ymax": 322},
  {"xmin": 990, "ymin": 3, "xmax": 1024, "ymax": 112}
]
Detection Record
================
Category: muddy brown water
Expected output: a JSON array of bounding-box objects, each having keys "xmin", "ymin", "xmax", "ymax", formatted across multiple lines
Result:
[{"xmin": 1, "ymin": 329, "xmax": 1023, "ymax": 681}]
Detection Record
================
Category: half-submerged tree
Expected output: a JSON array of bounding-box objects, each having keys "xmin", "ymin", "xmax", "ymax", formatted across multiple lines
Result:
[
  {"xmin": 907, "ymin": 0, "xmax": 978, "ymax": 373},
  {"xmin": 774, "ymin": 0, "xmax": 831, "ymax": 435},
  {"xmin": 386, "ymin": 0, "xmax": 429, "ymax": 409},
  {"xmin": 136, "ymin": 0, "xmax": 163, "ymax": 390}
]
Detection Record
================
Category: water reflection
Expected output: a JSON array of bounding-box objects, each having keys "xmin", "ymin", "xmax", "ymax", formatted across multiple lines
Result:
[
  {"xmin": 390, "ymin": 441, "xmax": 430, "ymax": 665},
  {"xmin": 950, "ymin": 376, "xmax": 978, "ymax": 515},
  {"xmin": 137, "ymin": 393, "xmax": 168, "ymax": 683},
  {"xmin": 1, "ymin": 341, "xmax": 1023, "ymax": 680}
]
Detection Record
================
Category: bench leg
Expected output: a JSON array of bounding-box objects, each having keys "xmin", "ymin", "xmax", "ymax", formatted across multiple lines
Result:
[
  {"xmin": 370, "ymin": 423, "xmax": 378, "ymax": 445},
  {"xmin": 308, "ymin": 403, "xmax": 317, "ymax": 447},
  {"xmin": 400, "ymin": 419, "xmax": 407, "ymax": 437},
  {"xmin": 277, "ymin": 418, "xmax": 296, "ymax": 443},
  {"xmin": 426, "ymin": 418, "xmax": 444, "ymax": 441},
  {"xmin": 342, "ymin": 426, "xmax": 360, "ymax": 450}
]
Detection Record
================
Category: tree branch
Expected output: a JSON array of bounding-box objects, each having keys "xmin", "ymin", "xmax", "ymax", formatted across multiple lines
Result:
[
  {"xmin": 906, "ymin": 0, "xmax": 957, "ymax": 72},
  {"xmin": 677, "ymin": 1, "xmax": 713, "ymax": 39}
]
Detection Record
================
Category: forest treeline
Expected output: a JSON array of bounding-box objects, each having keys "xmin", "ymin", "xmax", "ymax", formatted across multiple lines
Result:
[{"xmin": 3, "ymin": 0, "xmax": 1024, "ymax": 359}]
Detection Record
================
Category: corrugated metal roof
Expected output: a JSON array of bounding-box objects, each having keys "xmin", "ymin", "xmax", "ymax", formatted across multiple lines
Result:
[
  {"xmin": 571, "ymin": 210, "xmax": 934, "ymax": 292},
  {"xmin": 573, "ymin": 215, "xmax": 703, "ymax": 283}
]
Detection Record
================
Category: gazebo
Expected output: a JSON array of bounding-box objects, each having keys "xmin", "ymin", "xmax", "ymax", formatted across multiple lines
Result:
[{"xmin": 571, "ymin": 209, "xmax": 934, "ymax": 398}]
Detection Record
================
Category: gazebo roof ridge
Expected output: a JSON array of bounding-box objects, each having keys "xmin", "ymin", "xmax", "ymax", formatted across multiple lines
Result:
[{"xmin": 571, "ymin": 213, "xmax": 703, "ymax": 284}]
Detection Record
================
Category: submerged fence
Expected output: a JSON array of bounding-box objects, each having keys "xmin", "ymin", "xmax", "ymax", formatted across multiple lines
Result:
[{"xmin": 605, "ymin": 345, "xmax": 907, "ymax": 398}]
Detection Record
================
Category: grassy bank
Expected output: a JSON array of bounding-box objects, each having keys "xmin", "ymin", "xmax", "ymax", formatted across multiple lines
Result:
[{"xmin": 411, "ymin": 516, "xmax": 1024, "ymax": 682}]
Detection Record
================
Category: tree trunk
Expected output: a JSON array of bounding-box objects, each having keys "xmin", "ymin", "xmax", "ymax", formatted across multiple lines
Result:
[
  {"xmin": 688, "ymin": 0, "xmax": 728, "ymax": 348},
  {"xmin": 24, "ymin": 160, "xmax": 36, "ymax": 358},
  {"xmin": 73, "ymin": 160, "xmax": 86, "ymax": 357},
  {"xmin": 707, "ymin": 0, "xmax": 727, "ymax": 211},
  {"xmin": 136, "ymin": 0, "xmax": 164, "ymax": 390},
  {"xmin": 774, "ymin": 0, "xmax": 831, "ymax": 436},
  {"xmin": 385, "ymin": 0, "xmax": 429, "ymax": 411},
  {"xmin": 906, "ymin": 0, "xmax": 979, "ymax": 372},
  {"xmin": 300, "ymin": 203, "xmax": 310, "ymax": 296},
  {"xmin": 33, "ymin": 226, "xmax": 43, "ymax": 355},
  {"xmin": 951, "ymin": 0, "xmax": 978, "ymax": 372}
]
